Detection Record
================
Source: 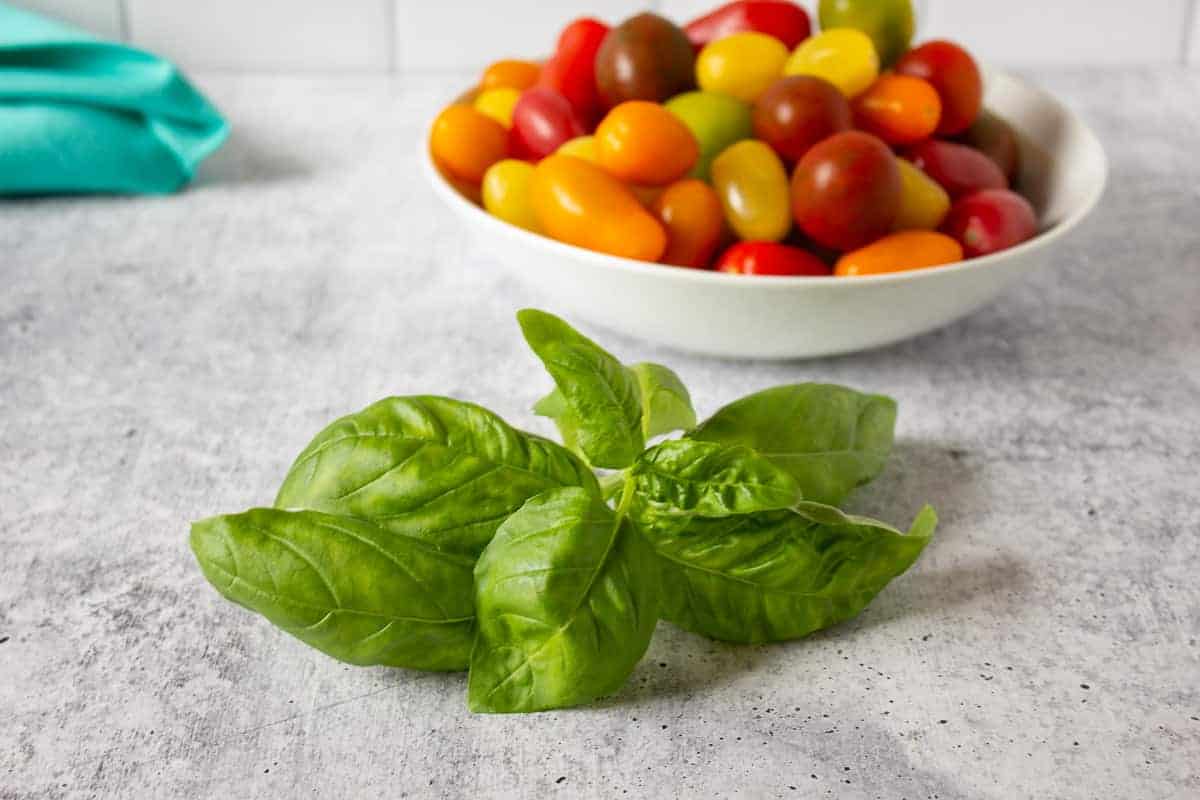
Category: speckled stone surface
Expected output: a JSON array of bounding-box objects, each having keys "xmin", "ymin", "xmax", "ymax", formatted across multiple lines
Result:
[{"xmin": 1, "ymin": 68, "xmax": 1198, "ymax": 799}]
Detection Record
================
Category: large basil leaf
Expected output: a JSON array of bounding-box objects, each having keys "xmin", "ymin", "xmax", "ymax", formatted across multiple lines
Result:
[
  {"xmin": 632, "ymin": 439, "xmax": 801, "ymax": 518},
  {"xmin": 468, "ymin": 487, "xmax": 659, "ymax": 713},
  {"xmin": 635, "ymin": 500, "xmax": 935, "ymax": 643},
  {"xmin": 274, "ymin": 396, "xmax": 598, "ymax": 557},
  {"xmin": 190, "ymin": 508, "xmax": 476, "ymax": 670},
  {"xmin": 518, "ymin": 309, "xmax": 644, "ymax": 469},
  {"xmin": 631, "ymin": 362, "xmax": 696, "ymax": 439},
  {"xmin": 689, "ymin": 383, "xmax": 897, "ymax": 506}
]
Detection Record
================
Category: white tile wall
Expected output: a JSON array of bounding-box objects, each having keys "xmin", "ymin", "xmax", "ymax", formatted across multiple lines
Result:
[{"xmin": 10, "ymin": 0, "xmax": 1200, "ymax": 70}]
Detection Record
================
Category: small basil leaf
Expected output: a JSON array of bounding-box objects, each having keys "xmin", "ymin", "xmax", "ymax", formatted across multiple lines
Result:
[
  {"xmin": 632, "ymin": 439, "xmax": 801, "ymax": 517},
  {"xmin": 532, "ymin": 388, "xmax": 584, "ymax": 453},
  {"xmin": 468, "ymin": 487, "xmax": 659, "ymax": 713},
  {"xmin": 517, "ymin": 309, "xmax": 644, "ymax": 469},
  {"xmin": 690, "ymin": 383, "xmax": 897, "ymax": 506},
  {"xmin": 190, "ymin": 508, "xmax": 476, "ymax": 670},
  {"xmin": 275, "ymin": 396, "xmax": 598, "ymax": 558},
  {"xmin": 635, "ymin": 501, "xmax": 935, "ymax": 643},
  {"xmin": 631, "ymin": 362, "xmax": 696, "ymax": 439}
]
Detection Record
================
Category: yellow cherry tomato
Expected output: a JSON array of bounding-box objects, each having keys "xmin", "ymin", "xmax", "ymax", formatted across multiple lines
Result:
[
  {"xmin": 893, "ymin": 158, "xmax": 950, "ymax": 231},
  {"xmin": 557, "ymin": 135, "xmax": 599, "ymax": 163},
  {"xmin": 695, "ymin": 32, "xmax": 790, "ymax": 104},
  {"xmin": 531, "ymin": 154, "xmax": 667, "ymax": 261},
  {"xmin": 710, "ymin": 140, "xmax": 792, "ymax": 242},
  {"xmin": 784, "ymin": 28, "xmax": 879, "ymax": 98},
  {"xmin": 595, "ymin": 101, "xmax": 699, "ymax": 185},
  {"xmin": 482, "ymin": 159, "xmax": 539, "ymax": 232},
  {"xmin": 834, "ymin": 230, "xmax": 962, "ymax": 276},
  {"xmin": 473, "ymin": 87, "xmax": 521, "ymax": 128},
  {"xmin": 429, "ymin": 104, "xmax": 509, "ymax": 184}
]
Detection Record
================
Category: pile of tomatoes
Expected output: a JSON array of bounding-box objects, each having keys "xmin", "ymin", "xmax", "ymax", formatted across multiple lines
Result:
[{"xmin": 428, "ymin": 0, "xmax": 1038, "ymax": 277}]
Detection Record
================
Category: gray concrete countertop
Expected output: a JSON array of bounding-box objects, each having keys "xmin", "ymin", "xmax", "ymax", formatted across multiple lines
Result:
[{"xmin": 2, "ymin": 68, "xmax": 1198, "ymax": 799}]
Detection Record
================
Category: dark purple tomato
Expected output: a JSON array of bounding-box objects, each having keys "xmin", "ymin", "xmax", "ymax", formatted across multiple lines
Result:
[
  {"xmin": 594, "ymin": 13, "xmax": 696, "ymax": 108},
  {"xmin": 752, "ymin": 75, "xmax": 852, "ymax": 163}
]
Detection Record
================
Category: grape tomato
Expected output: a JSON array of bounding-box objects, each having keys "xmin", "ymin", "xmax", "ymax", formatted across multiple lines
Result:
[
  {"xmin": 695, "ymin": 31, "xmax": 790, "ymax": 104},
  {"xmin": 653, "ymin": 179, "xmax": 726, "ymax": 267},
  {"xmin": 941, "ymin": 188, "xmax": 1037, "ymax": 257},
  {"xmin": 895, "ymin": 40, "xmax": 982, "ymax": 135},
  {"xmin": 791, "ymin": 130, "xmax": 901, "ymax": 250},
  {"xmin": 595, "ymin": 101, "xmax": 699, "ymax": 185},
  {"xmin": 783, "ymin": 28, "xmax": 879, "ymax": 98},
  {"xmin": 711, "ymin": 140, "xmax": 793, "ymax": 242},
  {"xmin": 430, "ymin": 104, "xmax": 509, "ymax": 184},
  {"xmin": 906, "ymin": 139, "xmax": 1006, "ymax": 198},
  {"xmin": 685, "ymin": 1, "xmax": 812, "ymax": 50},
  {"xmin": 509, "ymin": 87, "xmax": 587, "ymax": 161},
  {"xmin": 851, "ymin": 74, "xmax": 941, "ymax": 145},
  {"xmin": 482, "ymin": 159, "xmax": 539, "ymax": 232},
  {"xmin": 716, "ymin": 241, "xmax": 829, "ymax": 275},
  {"xmin": 752, "ymin": 75, "xmax": 851, "ymax": 163},
  {"xmin": 664, "ymin": 91, "xmax": 754, "ymax": 180},
  {"xmin": 834, "ymin": 230, "xmax": 962, "ymax": 276},
  {"xmin": 595, "ymin": 13, "xmax": 696, "ymax": 107}
]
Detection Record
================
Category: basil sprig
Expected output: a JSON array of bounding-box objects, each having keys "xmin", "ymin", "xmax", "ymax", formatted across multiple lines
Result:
[{"xmin": 191, "ymin": 310, "xmax": 936, "ymax": 713}]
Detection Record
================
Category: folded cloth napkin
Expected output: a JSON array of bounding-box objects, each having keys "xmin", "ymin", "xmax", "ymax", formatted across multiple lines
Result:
[{"xmin": 0, "ymin": 2, "xmax": 228, "ymax": 194}]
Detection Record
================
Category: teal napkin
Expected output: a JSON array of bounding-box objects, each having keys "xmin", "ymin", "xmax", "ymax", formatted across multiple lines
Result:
[{"xmin": 0, "ymin": 2, "xmax": 228, "ymax": 194}]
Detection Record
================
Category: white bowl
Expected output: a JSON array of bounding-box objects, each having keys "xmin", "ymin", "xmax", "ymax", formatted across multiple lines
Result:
[{"xmin": 423, "ymin": 71, "xmax": 1107, "ymax": 359}]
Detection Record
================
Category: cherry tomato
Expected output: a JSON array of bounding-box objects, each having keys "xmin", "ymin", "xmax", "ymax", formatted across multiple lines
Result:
[
  {"xmin": 783, "ymin": 28, "xmax": 879, "ymax": 98},
  {"xmin": 906, "ymin": 139, "xmax": 1006, "ymax": 198},
  {"xmin": 653, "ymin": 179, "xmax": 726, "ymax": 267},
  {"xmin": 508, "ymin": 88, "xmax": 586, "ymax": 161},
  {"xmin": 834, "ymin": 231, "xmax": 962, "ymax": 276},
  {"xmin": 852, "ymin": 74, "xmax": 941, "ymax": 145},
  {"xmin": 530, "ymin": 154, "xmax": 667, "ymax": 261},
  {"xmin": 556, "ymin": 135, "xmax": 598, "ymax": 162},
  {"xmin": 482, "ymin": 159, "xmax": 539, "ymax": 232},
  {"xmin": 473, "ymin": 87, "xmax": 521, "ymax": 128},
  {"xmin": 696, "ymin": 32, "xmax": 790, "ymax": 103},
  {"xmin": 717, "ymin": 241, "xmax": 829, "ymax": 276},
  {"xmin": 539, "ymin": 18, "xmax": 609, "ymax": 125},
  {"xmin": 752, "ymin": 75, "xmax": 851, "ymax": 163},
  {"xmin": 895, "ymin": 40, "xmax": 982, "ymax": 135},
  {"xmin": 429, "ymin": 104, "xmax": 509, "ymax": 184},
  {"xmin": 941, "ymin": 189, "xmax": 1037, "ymax": 257},
  {"xmin": 711, "ymin": 140, "xmax": 792, "ymax": 242},
  {"xmin": 595, "ymin": 101, "xmax": 699, "ymax": 185},
  {"xmin": 818, "ymin": 0, "xmax": 914, "ymax": 66},
  {"xmin": 893, "ymin": 157, "xmax": 950, "ymax": 231},
  {"xmin": 664, "ymin": 91, "xmax": 753, "ymax": 180},
  {"xmin": 480, "ymin": 60, "xmax": 541, "ymax": 92},
  {"xmin": 791, "ymin": 130, "xmax": 901, "ymax": 251},
  {"xmin": 595, "ymin": 13, "xmax": 696, "ymax": 108},
  {"xmin": 684, "ymin": 1, "xmax": 811, "ymax": 50},
  {"xmin": 958, "ymin": 110, "xmax": 1021, "ymax": 183}
]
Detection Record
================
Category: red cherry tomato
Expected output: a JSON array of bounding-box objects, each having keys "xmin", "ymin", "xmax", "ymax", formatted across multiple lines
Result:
[
  {"xmin": 895, "ymin": 40, "xmax": 982, "ymax": 135},
  {"xmin": 752, "ymin": 75, "xmax": 852, "ymax": 163},
  {"xmin": 906, "ymin": 139, "xmax": 1007, "ymax": 199},
  {"xmin": 791, "ymin": 130, "xmax": 902, "ymax": 251},
  {"xmin": 716, "ymin": 241, "xmax": 830, "ymax": 276},
  {"xmin": 509, "ymin": 87, "xmax": 587, "ymax": 161},
  {"xmin": 538, "ymin": 18, "xmax": 609, "ymax": 125},
  {"xmin": 685, "ymin": 1, "xmax": 812, "ymax": 50},
  {"xmin": 958, "ymin": 110, "xmax": 1021, "ymax": 183},
  {"xmin": 941, "ymin": 188, "xmax": 1037, "ymax": 257}
]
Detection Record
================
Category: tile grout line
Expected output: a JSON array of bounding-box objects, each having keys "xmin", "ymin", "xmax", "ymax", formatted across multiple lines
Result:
[
  {"xmin": 1183, "ymin": 0, "xmax": 1198, "ymax": 64},
  {"xmin": 116, "ymin": 0, "xmax": 130, "ymax": 41},
  {"xmin": 385, "ymin": 0, "xmax": 398, "ymax": 74}
]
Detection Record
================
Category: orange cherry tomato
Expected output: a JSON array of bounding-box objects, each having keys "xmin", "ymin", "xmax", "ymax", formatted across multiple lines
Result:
[
  {"xmin": 531, "ymin": 154, "xmax": 667, "ymax": 261},
  {"xmin": 653, "ymin": 179, "xmax": 726, "ymax": 267},
  {"xmin": 834, "ymin": 230, "xmax": 962, "ymax": 276},
  {"xmin": 595, "ymin": 101, "xmax": 700, "ymax": 185},
  {"xmin": 429, "ymin": 104, "xmax": 509, "ymax": 184},
  {"xmin": 852, "ymin": 74, "xmax": 941, "ymax": 145},
  {"xmin": 481, "ymin": 60, "xmax": 541, "ymax": 92}
]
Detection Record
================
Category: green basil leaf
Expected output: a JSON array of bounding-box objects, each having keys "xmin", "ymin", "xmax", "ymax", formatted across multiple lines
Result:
[
  {"xmin": 274, "ymin": 396, "xmax": 598, "ymax": 558},
  {"xmin": 635, "ymin": 501, "xmax": 935, "ymax": 643},
  {"xmin": 632, "ymin": 439, "xmax": 801, "ymax": 517},
  {"xmin": 631, "ymin": 362, "xmax": 696, "ymax": 439},
  {"xmin": 468, "ymin": 487, "xmax": 659, "ymax": 713},
  {"xmin": 689, "ymin": 383, "xmax": 897, "ymax": 506},
  {"xmin": 518, "ymin": 309, "xmax": 644, "ymax": 469},
  {"xmin": 190, "ymin": 508, "xmax": 476, "ymax": 670}
]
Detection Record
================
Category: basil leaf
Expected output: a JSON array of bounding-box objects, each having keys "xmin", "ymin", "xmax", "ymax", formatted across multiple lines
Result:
[
  {"xmin": 535, "ymin": 361, "xmax": 695, "ymax": 449},
  {"xmin": 632, "ymin": 439, "xmax": 801, "ymax": 517},
  {"xmin": 190, "ymin": 508, "xmax": 476, "ymax": 670},
  {"xmin": 690, "ymin": 383, "xmax": 897, "ymax": 506},
  {"xmin": 635, "ymin": 501, "xmax": 935, "ymax": 643},
  {"xmin": 631, "ymin": 362, "xmax": 696, "ymax": 439},
  {"xmin": 275, "ymin": 396, "xmax": 598, "ymax": 558},
  {"xmin": 468, "ymin": 487, "xmax": 659, "ymax": 713},
  {"xmin": 518, "ymin": 309, "xmax": 644, "ymax": 469}
]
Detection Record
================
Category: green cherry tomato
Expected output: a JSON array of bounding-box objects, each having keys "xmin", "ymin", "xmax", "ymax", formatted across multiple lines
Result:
[
  {"xmin": 818, "ymin": 0, "xmax": 914, "ymax": 67},
  {"xmin": 665, "ymin": 91, "xmax": 754, "ymax": 180}
]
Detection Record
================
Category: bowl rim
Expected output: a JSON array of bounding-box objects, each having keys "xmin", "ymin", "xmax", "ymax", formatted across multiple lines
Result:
[{"xmin": 422, "ymin": 69, "xmax": 1108, "ymax": 289}]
